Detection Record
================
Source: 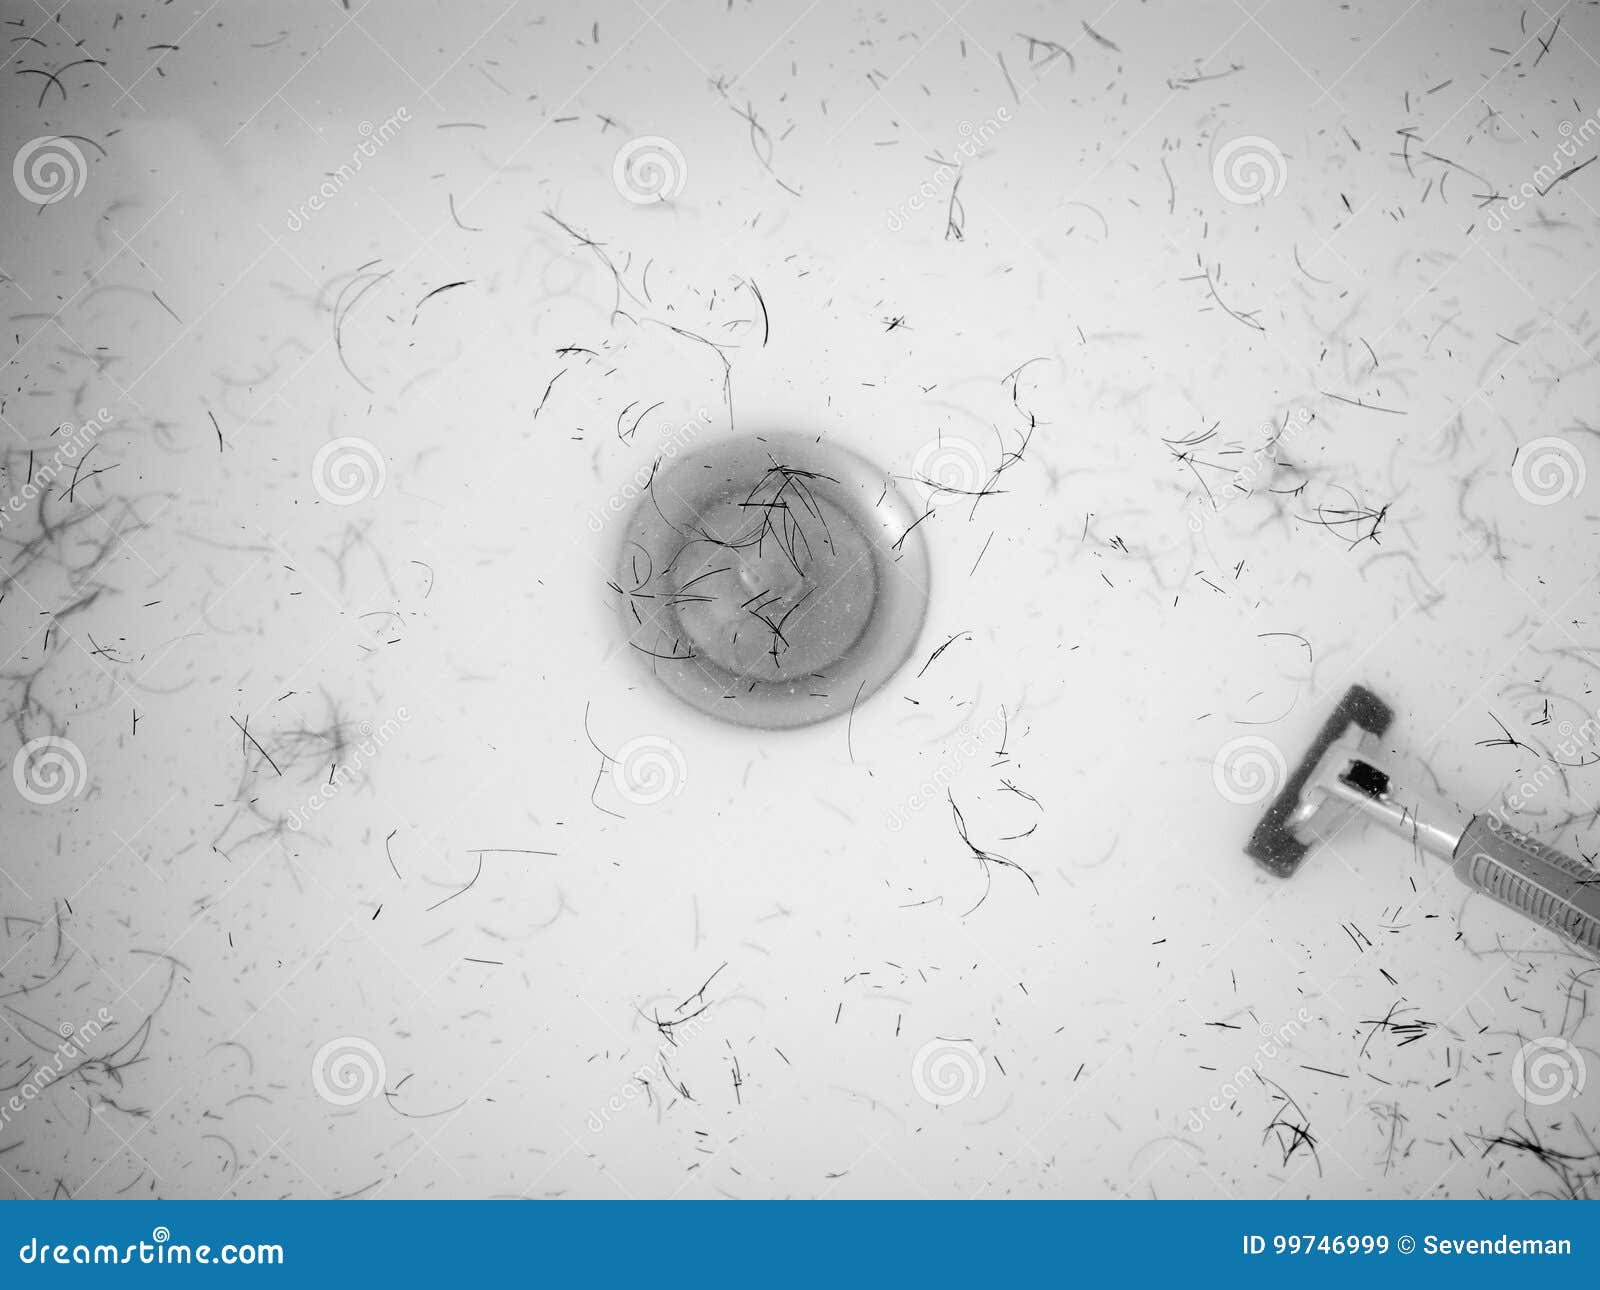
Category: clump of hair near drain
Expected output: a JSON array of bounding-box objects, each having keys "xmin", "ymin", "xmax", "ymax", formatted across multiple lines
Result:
[{"xmin": 611, "ymin": 433, "xmax": 931, "ymax": 730}]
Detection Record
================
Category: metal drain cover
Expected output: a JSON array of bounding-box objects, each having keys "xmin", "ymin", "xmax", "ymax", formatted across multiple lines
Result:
[{"xmin": 612, "ymin": 433, "xmax": 931, "ymax": 728}]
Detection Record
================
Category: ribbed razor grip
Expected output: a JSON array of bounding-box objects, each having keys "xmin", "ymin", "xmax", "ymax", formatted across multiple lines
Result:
[{"xmin": 1453, "ymin": 816, "xmax": 1600, "ymax": 957}]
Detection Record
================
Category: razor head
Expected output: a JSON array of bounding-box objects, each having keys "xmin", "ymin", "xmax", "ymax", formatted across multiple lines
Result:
[{"xmin": 1245, "ymin": 684, "xmax": 1394, "ymax": 877}]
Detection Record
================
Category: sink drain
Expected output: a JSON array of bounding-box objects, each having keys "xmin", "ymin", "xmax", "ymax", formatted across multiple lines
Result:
[{"xmin": 611, "ymin": 433, "xmax": 931, "ymax": 728}]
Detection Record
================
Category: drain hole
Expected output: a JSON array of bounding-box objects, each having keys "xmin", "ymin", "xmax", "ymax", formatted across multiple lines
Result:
[{"xmin": 611, "ymin": 434, "xmax": 931, "ymax": 729}]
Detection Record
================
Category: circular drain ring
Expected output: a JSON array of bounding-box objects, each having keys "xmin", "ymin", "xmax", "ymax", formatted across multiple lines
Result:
[{"xmin": 612, "ymin": 432, "xmax": 931, "ymax": 729}]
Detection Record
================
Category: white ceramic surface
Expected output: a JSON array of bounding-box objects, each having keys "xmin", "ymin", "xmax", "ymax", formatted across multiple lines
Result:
[{"xmin": 2, "ymin": 0, "xmax": 1597, "ymax": 1199}]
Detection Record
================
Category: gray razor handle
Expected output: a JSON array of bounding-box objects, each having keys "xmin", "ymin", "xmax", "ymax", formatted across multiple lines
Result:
[{"xmin": 1453, "ymin": 816, "xmax": 1600, "ymax": 957}]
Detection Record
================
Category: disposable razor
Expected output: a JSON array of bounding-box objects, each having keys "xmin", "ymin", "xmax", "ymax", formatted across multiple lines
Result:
[{"xmin": 1246, "ymin": 685, "xmax": 1600, "ymax": 957}]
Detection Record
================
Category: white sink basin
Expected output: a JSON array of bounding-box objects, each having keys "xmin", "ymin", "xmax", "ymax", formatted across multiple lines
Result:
[{"xmin": 2, "ymin": 0, "xmax": 1596, "ymax": 1199}]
